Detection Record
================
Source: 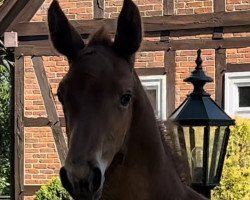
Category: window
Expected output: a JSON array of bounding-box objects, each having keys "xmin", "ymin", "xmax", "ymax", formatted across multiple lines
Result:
[
  {"xmin": 139, "ymin": 75, "xmax": 167, "ymax": 120},
  {"xmin": 225, "ymin": 72, "xmax": 250, "ymax": 118}
]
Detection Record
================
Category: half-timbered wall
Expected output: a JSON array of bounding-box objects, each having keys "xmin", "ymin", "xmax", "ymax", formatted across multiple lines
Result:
[{"xmin": 3, "ymin": 0, "xmax": 248, "ymax": 199}]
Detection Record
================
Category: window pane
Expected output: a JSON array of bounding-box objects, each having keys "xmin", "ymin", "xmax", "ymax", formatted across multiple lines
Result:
[
  {"xmin": 183, "ymin": 127, "xmax": 204, "ymax": 184},
  {"xmin": 139, "ymin": 75, "xmax": 167, "ymax": 120},
  {"xmin": 239, "ymin": 86, "xmax": 250, "ymax": 107},
  {"xmin": 208, "ymin": 126, "xmax": 225, "ymax": 183}
]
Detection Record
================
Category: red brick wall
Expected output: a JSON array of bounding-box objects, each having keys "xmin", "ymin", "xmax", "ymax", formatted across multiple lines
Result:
[
  {"xmin": 24, "ymin": 57, "xmax": 46, "ymax": 118},
  {"xmin": 135, "ymin": 51, "xmax": 164, "ymax": 68},
  {"xmin": 174, "ymin": 0, "xmax": 213, "ymax": 15},
  {"xmin": 227, "ymin": 47, "xmax": 250, "ymax": 64},
  {"xmin": 226, "ymin": 0, "xmax": 250, "ymax": 11},
  {"xmin": 105, "ymin": 0, "xmax": 163, "ymax": 18},
  {"xmin": 224, "ymin": 33, "xmax": 250, "ymax": 64},
  {"xmin": 31, "ymin": 0, "xmax": 93, "ymax": 21},
  {"xmin": 25, "ymin": 127, "xmax": 61, "ymax": 185}
]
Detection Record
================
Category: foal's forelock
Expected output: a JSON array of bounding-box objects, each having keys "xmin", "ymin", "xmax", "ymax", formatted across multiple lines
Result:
[{"xmin": 88, "ymin": 27, "xmax": 112, "ymax": 47}]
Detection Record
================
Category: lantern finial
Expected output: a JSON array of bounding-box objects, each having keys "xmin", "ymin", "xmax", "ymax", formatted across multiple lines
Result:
[
  {"xmin": 184, "ymin": 49, "xmax": 213, "ymax": 95},
  {"xmin": 196, "ymin": 49, "xmax": 203, "ymax": 70}
]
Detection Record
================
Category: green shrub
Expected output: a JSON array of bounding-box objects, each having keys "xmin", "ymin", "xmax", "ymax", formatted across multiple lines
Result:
[
  {"xmin": 212, "ymin": 118, "xmax": 250, "ymax": 200},
  {"xmin": 0, "ymin": 40, "xmax": 13, "ymax": 195},
  {"xmin": 35, "ymin": 177, "xmax": 72, "ymax": 200}
]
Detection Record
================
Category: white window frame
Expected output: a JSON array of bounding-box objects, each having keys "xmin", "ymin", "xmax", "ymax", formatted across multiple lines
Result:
[
  {"xmin": 139, "ymin": 75, "xmax": 167, "ymax": 120},
  {"xmin": 225, "ymin": 72, "xmax": 250, "ymax": 118}
]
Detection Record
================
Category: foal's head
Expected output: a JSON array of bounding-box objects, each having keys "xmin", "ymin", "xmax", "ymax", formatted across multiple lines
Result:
[{"xmin": 48, "ymin": 0, "xmax": 142, "ymax": 199}]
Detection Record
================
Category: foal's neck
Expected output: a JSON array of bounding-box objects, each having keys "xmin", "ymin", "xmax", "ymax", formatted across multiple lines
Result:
[
  {"xmin": 103, "ymin": 74, "xmax": 207, "ymax": 200},
  {"xmin": 125, "ymin": 76, "xmax": 187, "ymax": 199}
]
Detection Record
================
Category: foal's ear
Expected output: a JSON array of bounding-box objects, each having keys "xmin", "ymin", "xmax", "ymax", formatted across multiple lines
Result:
[
  {"xmin": 113, "ymin": 0, "xmax": 142, "ymax": 58},
  {"xmin": 48, "ymin": 0, "xmax": 85, "ymax": 60}
]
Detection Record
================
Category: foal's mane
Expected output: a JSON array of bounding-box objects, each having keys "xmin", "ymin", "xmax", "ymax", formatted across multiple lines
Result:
[{"xmin": 156, "ymin": 118, "xmax": 190, "ymax": 185}]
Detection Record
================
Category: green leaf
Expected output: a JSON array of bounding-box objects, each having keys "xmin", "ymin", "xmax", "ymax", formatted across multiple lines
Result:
[
  {"xmin": 35, "ymin": 177, "xmax": 72, "ymax": 200},
  {"xmin": 212, "ymin": 118, "xmax": 250, "ymax": 200}
]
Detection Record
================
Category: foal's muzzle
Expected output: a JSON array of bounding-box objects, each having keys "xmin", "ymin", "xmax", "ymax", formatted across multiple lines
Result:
[{"xmin": 60, "ymin": 165, "xmax": 103, "ymax": 200}]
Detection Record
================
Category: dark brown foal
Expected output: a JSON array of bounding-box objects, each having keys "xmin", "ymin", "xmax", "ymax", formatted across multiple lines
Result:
[{"xmin": 48, "ymin": 0, "xmax": 208, "ymax": 199}]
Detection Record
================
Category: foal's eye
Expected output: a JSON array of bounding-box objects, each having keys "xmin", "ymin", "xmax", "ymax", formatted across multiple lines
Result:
[{"xmin": 120, "ymin": 94, "xmax": 131, "ymax": 107}]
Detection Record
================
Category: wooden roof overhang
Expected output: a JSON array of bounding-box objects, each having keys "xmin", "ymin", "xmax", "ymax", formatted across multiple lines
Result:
[
  {"xmin": 6, "ymin": 11, "xmax": 250, "ymax": 56},
  {"xmin": 0, "ymin": 0, "xmax": 250, "ymax": 54},
  {"xmin": 0, "ymin": 0, "xmax": 45, "ymax": 36}
]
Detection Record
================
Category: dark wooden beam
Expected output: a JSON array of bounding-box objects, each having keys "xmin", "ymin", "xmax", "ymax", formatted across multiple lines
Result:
[
  {"xmin": 13, "ymin": 25, "xmax": 250, "ymax": 41},
  {"xmin": 6, "ymin": 0, "xmax": 45, "ymax": 32},
  {"xmin": 171, "ymin": 25, "xmax": 250, "ymax": 37},
  {"xmin": 14, "ymin": 20, "xmax": 116, "ymax": 37},
  {"xmin": 141, "ymin": 40, "xmax": 168, "ymax": 51},
  {"xmin": 224, "ymin": 25, "xmax": 250, "ymax": 34},
  {"xmin": 170, "ymin": 28, "xmax": 213, "ymax": 37},
  {"xmin": 16, "ymin": 42, "xmax": 61, "ymax": 56},
  {"xmin": 160, "ymin": 30, "xmax": 170, "ymax": 42},
  {"xmin": 171, "ymin": 37, "xmax": 250, "ymax": 50},
  {"xmin": 213, "ymin": 27, "xmax": 224, "ymax": 40},
  {"xmin": 14, "ymin": 55, "xmax": 24, "ymax": 200},
  {"xmin": 0, "ymin": 0, "xmax": 19, "ymax": 23},
  {"xmin": 93, "ymin": 0, "xmax": 104, "ymax": 19},
  {"xmin": 214, "ymin": 0, "xmax": 225, "ymax": 13},
  {"xmin": 214, "ymin": 0, "xmax": 228, "ymax": 61},
  {"xmin": 14, "ymin": 25, "xmax": 250, "ymax": 40},
  {"xmin": 23, "ymin": 185, "xmax": 40, "ymax": 196},
  {"xmin": 31, "ymin": 57, "xmax": 68, "ymax": 164},
  {"xmin": 165, "ymin": 50, "xmax": 176, "ymax": 115},
  {"xmin": 0, "ymin": 0, "xmax": 31, "ymax": 36},
  {"xmin": 16, "ymin": 37, "xmax": 250, "ymax": 56},
  {"xmin": 136, "ymin": 67, "xmax": 166, "ymax": 76},
  {"xmin": 16, "ymin": 40, "xmax": 168, "ymax": 56},
  {"xmin": 24, "ymin": 117, "xmax": 66, "ymax": 127},
  {"xmin": 163, "ymin": 0, "xmax": 174, "ymax": 16},
  {"xmin": 13, "ymin": 10, "xmax": 250, "ymax": 37},
  {"xmin": 215, "ymin": 48, "xmax": 226, "ymax": 107},
  {"xmin": 227, "ymin": 63, "xmax": 250, "ymax": 72}
]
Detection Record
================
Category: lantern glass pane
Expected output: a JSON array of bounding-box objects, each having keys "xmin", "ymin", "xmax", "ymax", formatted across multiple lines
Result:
[
  {"xmin": 207, "ymin": 126, "xmax": 226, "ymax": 184},
  {"xmin": 183, "ymin": 126, "xmax": 204, "ymax": 184}
]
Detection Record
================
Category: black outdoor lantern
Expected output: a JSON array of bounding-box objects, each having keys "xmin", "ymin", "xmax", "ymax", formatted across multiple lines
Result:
[{"xmin": 168, "ymin": 49, "xmax": 235, "ymax": 198}]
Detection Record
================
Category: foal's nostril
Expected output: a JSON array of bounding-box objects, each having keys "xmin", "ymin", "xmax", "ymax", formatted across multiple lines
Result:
[
  {"xmin": 59, "ymin": 165, "xmax": 103, "ymax": 199},
  {"xmin": 90, "ymin": 167, "xmax": 102, "ymax": 193},
  {"xmin": 60, "ymin": 167, "xmax": 74, "ymax": 197}
]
